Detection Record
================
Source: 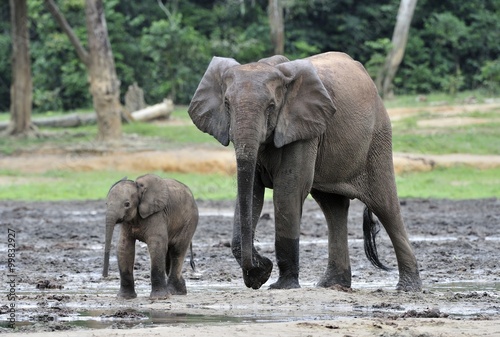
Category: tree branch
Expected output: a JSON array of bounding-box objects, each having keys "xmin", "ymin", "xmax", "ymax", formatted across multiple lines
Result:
[
  {"xmin": 44, "ymin": 0, "xmax": 90, "ymax": 67},
  {"xmin": 157, "ymin": 0, "xmax": 178, "ymax": 27}
]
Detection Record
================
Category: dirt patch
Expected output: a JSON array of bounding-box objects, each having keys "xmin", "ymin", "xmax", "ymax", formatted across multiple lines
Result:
[
  {"xmin": 3, "ymin": 148, "xmax": 500, "ymax": 177},
  {"xmin": 387, "ymin": 102, "xmax": 500, "ymax": 121},
  {"xmin": 1, "ymin": 103, "xmax": 499, "ymax": 176},
  {"xmin": 0, "ymin": 198, "xmax": 499, "ymax": 336},
  {"xmin": 417, "ymin": 116, "xmax": 494, "ymax": 128}
]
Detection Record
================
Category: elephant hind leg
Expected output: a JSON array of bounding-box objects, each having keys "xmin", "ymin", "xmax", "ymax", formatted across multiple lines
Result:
[
  {"xmin": 363, "ymin": 170, "xmax": 422, "ymax": 291},
  {"xmin": 362, "ymin": 129, "xmax": 421, "ymax": 291},
  {"xmin": 165, "ymin": 244, "xmax": 188, "ymax": 295},
  {"xmin": 310, "ymin": 190, "xmax": 352, "ymax": 288}
]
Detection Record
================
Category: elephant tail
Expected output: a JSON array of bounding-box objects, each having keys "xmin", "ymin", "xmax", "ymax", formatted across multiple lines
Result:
[
  {"xmin": 363, "ymin": 207, "xmax": 391, "ymax": 271},
  {"xmin": 189, "ymin": 242, "xmax": 196, "ymax": 271}
]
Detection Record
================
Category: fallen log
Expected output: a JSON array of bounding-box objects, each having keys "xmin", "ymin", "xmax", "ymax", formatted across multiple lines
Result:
[
  {"xmin": 131, "ymin": 99, "xmax": 173, "ymax": 121},
  {"xmin": 0, "ymin": 99, "xmax": 173, "ymax": 130}
]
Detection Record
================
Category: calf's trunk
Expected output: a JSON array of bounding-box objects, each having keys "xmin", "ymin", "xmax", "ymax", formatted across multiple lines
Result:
[{"xmin": 102, "ymin": 217, "xmax": 116, "ymax": 277}]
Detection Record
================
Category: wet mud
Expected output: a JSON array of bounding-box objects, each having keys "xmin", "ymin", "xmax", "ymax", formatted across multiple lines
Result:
[{"xmin": 1, "ymin": 197, "xmax": 499, "ymax": 334}]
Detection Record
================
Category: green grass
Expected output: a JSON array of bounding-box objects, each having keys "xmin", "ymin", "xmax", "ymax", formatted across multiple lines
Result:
[
  {"xmin": 0, "ymin": 169, "xmax": 237, "ymax": 201},
  {"xmin": 392, "ymin": 111, "xmax": 500, "ymax": 155},
  {"xmin": 383, "ymin": 90, "xmax": 492, "ymax": 109},
  {"xmin": 396, "ymin": 166, "xmax": 500, "ymax": 199},
  {"xmin": 1, "ymin": 166, "xmax": 498, "ymax": 201},
  {"xmin": 393, "ymin": 123, "xmax": 500, "ymax": 155},
  {"xmin": 123, "ymin": 122, "xmax": 217, "ymax": 145}
]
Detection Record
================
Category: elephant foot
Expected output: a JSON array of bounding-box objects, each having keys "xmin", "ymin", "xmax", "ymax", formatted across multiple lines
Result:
[
  {"xmin": 242, "ymin": 256, "xmax": 273, "ymax": 290},
  {"xmin": 316, "ymin": 268, "xmax": 351, "ymax": 289},
  {"xmin": 118, "ymin": 289, "xmax": 137, "ymax": 300},
  {"xmin": 166, "ymin": 277, "xmax": 187, "ymax": 295},
  {"xmin": 269, "ymin": 274, "xmax": 300, "ymax": 289},
  {"xmin": 149, "ymin": 289, "xmax": 170, "ymax": 299},
  {"xmin": 396, "ymin": 270, "xmax": 422, "ymax": 292}
]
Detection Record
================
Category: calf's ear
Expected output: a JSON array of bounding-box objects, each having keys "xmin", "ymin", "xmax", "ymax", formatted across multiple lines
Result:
[{"xmin": 137, "ymin": 174, "xmax": 169, "ymax": 219}]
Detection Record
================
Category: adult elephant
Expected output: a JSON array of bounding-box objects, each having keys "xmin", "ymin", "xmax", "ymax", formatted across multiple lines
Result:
[{"xmin": 188, "ymin": 52, "xmax": 421, "ymax": 292}]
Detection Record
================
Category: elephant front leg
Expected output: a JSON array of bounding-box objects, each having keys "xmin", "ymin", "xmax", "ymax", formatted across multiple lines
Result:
[
  {"xmin": 147, "ymin": 239, "xmax": 169, "ymax": 299},
  {"xmin": 117, "ymin": 234, "xmax": 137, "ymax": 299},
  {"xmin": 269, "ymin": 142, "xmax": 316, "ymax": 289},
  {"xmin": 269, "ymin": 197, "xmax": 302, "ymax": 289}
]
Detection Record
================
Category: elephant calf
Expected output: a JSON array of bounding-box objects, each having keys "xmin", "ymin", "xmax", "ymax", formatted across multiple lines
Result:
[{"xmin": 103, "ymin": 174, "xmax": 198, "ymax": 299}]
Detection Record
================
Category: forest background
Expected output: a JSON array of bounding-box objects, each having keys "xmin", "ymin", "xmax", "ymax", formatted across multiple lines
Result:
[{"xmin": 0, "ymin": 0, "xmax": 499, "ymax": 114}]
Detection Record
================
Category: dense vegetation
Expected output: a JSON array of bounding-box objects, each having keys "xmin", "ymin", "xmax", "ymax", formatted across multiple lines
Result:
[{"xmin": 0, "ymin": 0, "xmax": 499, "ymax": 113}]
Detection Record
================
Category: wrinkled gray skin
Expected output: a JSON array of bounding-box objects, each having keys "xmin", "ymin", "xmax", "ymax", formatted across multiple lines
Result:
[
  {"xmin": 103, "ymin": 174, "xmax": 198, "ymax": 299},
  {"xmin": 188, "ymin": 52, "xmax": 421, "ymax": 291}
]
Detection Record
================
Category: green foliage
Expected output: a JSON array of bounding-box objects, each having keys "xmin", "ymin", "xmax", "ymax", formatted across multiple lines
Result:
[
  {"xmin": 478, "ymin": 59, "xmax": 500, "ymax": 94},
  {"xmin": 397, "ymin": 0, "xmax": 500, "ymax": 95},
  {"xmin": 0, "ymin": 0, "xmax": 499, "ymax": 111},
  {"xmin": 139, "ymin": 17, "xmax": 210, "ymax": 104},
  {"xmin": 364, "ymin": 38, "xmax": 391, "ymax": 78},
  {"xmin": 0, "ymin": 0, "xmax": 11, "ymax": 113}
]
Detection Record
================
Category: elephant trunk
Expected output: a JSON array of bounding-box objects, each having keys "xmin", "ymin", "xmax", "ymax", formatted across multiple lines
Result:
[
  {"xmin": 233, "ymin": 124, "xmax": 262, "ymax": 271},
  {"xmin": 103, "ymin": 215, "xmax": 116, "ymax": 277},
  {"xmin": 236, "ymin": 157, "xmax": 257, "ymax": 270}
]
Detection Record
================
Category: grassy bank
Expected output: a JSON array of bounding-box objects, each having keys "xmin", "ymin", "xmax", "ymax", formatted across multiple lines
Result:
[
  {"xmin": 0, "ymin": 93, "xmax": 499, "ymax": 201},
  {"xmin": 0, "ymin": 165, "xmax": 498, "ymax": 201}
]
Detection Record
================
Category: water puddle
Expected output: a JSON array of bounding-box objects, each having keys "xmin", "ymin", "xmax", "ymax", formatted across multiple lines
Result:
[
  {"xmin": 428, "ymin": 280, "xmax": 500, "ymax": 292},
  {"xmin": 2, "ymin": 280, "xmax": 498, "ymax": 330},
  {"xmin": 0, "ymin": 310, "xmax": 275, "ymax": 330}
]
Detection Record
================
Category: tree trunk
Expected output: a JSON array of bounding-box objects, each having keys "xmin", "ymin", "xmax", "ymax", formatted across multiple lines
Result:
[
  {"xmin": 376, "ymin": 0, "xmax": 418, "ymax": 98},
  {"xmin": 85, "ymin": 0, "xmax": 122, "ymax": 142},
  {"xmin": 268, "ymin": 0, "xmax": 284, "ymax": 55},
  {"xmin": 6, "ymin": 0, "xmax": 36, "ymax": 137}
]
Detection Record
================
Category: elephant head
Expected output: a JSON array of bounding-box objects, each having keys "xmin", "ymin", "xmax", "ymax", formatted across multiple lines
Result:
[
  {"xmin": 103, "ymin": 178, "xmax": 139, "ymax": 277},
  {"xmin": 188, "ymin": 56, "xmax": 336, "ymax": 285}
]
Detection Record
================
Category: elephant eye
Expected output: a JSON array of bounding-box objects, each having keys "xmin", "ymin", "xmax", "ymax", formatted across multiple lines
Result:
[
  {"xmin": 266, "ymin": 102, "xmax": 275, "ymax": 116},
  {"xmin": 124, "ymin": 201, "xmax": 131, "ymax": 208}
]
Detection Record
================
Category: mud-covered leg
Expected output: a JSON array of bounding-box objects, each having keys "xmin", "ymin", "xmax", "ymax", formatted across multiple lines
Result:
[
  {"xmin": 311, "ymin": 190, "xmax": 351, "ymax": 288},
  {"xmin": 165, "ymin": 245, "xmax": 188, "ymax": 295},
  {"xmin": 269, "ymin": 142, "xmax": 316, "ymax": 289},
  {"xmin": 147, "ymin": 239, "xmax": 169, "ymax": 299},
  {"xmin": 232, "ymin": 180, "xmax": 273, "ymax": 289},
  {"xmin": 269, "ymin": 192, "xmax": 305, "ymax": 289},
  {"xmin": 369, "ymin": 202, "xmax": 422, "ymax": 291},
  {"xmin": 117, "ymin": 232, "xmax": 137, "ymax": 299}
]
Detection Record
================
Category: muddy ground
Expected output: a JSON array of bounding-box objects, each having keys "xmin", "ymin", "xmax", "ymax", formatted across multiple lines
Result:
[{"xmin": 1, "ymin": 196, "xmax": 499, "ymax": 336}]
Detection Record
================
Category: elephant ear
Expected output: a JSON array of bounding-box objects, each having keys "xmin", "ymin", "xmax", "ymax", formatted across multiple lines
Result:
[
  {"xmin": 274, "ymin": 59, "xmax": 336, "ymax": 148},
  {"xmin": 188, "ymin": 56, "xmax": 240, "ymax": 146},
  {"xmin": 137, "ymin": 175, "xmax": 169, "ymax": 219}
]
